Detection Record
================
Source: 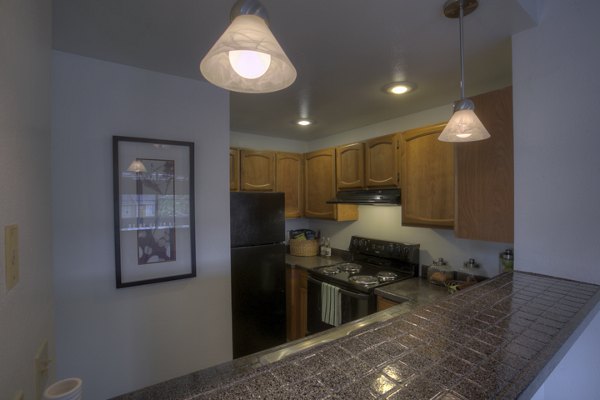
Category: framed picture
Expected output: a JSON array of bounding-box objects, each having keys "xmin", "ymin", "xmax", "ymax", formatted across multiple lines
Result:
[{"xmin": 113, "ymin": 136, "xmax": 196, "ymax": 288}]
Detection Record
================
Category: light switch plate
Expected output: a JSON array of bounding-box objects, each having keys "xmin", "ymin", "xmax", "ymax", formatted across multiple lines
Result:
[
  {"xmin": 34, "ymin": 340, "xmax": 50, "ymax": 400},
  {"xmin": 4, "ymin": 224, "xmax": 19, "ymax": 290}
]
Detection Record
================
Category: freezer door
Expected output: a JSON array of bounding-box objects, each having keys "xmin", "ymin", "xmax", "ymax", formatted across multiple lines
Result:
[
  {"xmin": 231, "ymin": 243, "xmax": 286, "ymax": 358},
  {"xmin": 230, "ymin": 192, "xmax": 285, "ymax": 247}
]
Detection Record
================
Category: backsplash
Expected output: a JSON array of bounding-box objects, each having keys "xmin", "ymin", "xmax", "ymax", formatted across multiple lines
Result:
[{"xmin": 287, "ymin": 206, "xmax": 512, "ymax": 278}]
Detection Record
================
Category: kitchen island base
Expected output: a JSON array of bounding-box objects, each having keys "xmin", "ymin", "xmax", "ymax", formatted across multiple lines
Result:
[{"xmin": 112, "ymin": 272, "xmax": 600, "ymax": 400}]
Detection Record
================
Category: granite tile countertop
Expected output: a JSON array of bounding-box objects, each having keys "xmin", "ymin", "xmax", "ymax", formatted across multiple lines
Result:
[
  {"xmin": 113, "ymin": 272, "xmax": 600, "ymax": 400},
  {"xmin": 374, "ymin": 278, "xmax": 450, "ymax": 305},
  {"xmin": 285, "ymin": 253, "xmax": 345, "ymax": 270}
]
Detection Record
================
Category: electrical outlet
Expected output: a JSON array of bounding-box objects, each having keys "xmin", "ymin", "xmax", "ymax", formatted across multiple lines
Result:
[
  {"xmin": 34, "ymin": 340, "xmax": 50, "ymax": 400},
  {"xmin": 4, "ymin": 224, "xmax": 19, "ymax": 290},
  {"xmin": 13, "ymin": 390, "xmax": 24, "ymax": 400}
]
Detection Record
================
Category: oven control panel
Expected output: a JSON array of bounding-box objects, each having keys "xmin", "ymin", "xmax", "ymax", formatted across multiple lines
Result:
[{"xmin": 349, "ymin": 236, "xmax": 419, "ymax": 264}]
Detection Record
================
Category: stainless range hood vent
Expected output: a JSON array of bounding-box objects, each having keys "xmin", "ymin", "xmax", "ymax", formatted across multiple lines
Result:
[{"xmin": 326, "ymin": 189, "xmax": 401, "ymax": 205}]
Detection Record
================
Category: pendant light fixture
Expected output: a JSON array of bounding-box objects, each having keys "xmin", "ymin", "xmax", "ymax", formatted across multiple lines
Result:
[
  {"xmin": 200, "ymin": 0, "xmax": 297, "ymax": 94},
  {"xmin": 438, "ymin": 0, "xmax": 490, "ymax": 142},
  {"xmin": 127, "ymin": 160, "xmax": 146, "ymax": 173}
]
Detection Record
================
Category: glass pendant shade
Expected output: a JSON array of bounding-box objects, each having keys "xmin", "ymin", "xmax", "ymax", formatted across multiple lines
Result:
[
  {"xmin": 127, "ymin": 160, "xmax": 147, "ymax": 173},
  {"xmin": 439, "ymin": 0, "xmax": 490, "ymax": 143},
  {"xmin": 438, "ymin": 109, "xmax": 490, "ymax": 142},
  {"xmin": 200, "ymin": 14, "xmax": 297, "ymax": 93}
]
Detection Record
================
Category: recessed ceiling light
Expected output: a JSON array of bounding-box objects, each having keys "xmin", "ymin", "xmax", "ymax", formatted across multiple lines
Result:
[
  {"xmin": 296, "ymin": 119, "xmax": 312, "ymax": 126},
  {"xmin": 382, "ymin": 82, "xmax": 416, "ymax": 95}
]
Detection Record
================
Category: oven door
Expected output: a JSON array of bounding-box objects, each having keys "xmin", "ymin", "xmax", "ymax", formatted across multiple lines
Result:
[{"xmin": 306, "ymin": 275, "xmax": 375, "ymax": 335}]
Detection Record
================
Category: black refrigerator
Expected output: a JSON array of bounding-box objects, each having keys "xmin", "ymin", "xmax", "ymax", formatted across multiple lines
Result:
[{"xmin": 230, "ymin": 192, "xmax": 286, "ymax": 358}]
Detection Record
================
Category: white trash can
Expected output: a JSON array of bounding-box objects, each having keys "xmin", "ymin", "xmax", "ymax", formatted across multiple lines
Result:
[{"xmin": 43, "ymin": 377, "xmax": 82, "ymax": 400}]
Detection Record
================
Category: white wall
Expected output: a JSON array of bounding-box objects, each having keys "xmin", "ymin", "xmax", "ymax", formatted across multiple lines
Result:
[
  {"xmin": 531, "ymin": 307, "xmax": 600, "ymax": 400},
  {"xmin": 513, "ymin": 0, "xmax": 600, "ymax": 285},
  {"xmin": 0, "ymin": 1, "xmax": 54, "ymax": 399},
  {"xmin": 512, "ymin": 1, "xmax": 600, "ymax": 397},
  {"xmin": 52, "ymin": 52, "xmax": 231, "ymax": 399},
  {"xmin": 307, "ymin": 104, "xmax": 451, "ymax": 151},
  {"xmin": 231, "ymin": 130, "xmax": 307, "ymax": 153}
]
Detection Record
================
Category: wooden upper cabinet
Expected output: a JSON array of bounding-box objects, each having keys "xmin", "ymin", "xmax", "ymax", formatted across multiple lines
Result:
[
  {"xmin": 395, "ymin": 133, "xmax": 403, "ymax": 190},
  {"xmin": 400, "ymin": 123, "xmax": 454, "ymax": 229},
  {"xmin": 276, "ymin": 152, "xmax": 303, "ymax": 219},
  {"xmin": 455, "ymin": 86, "xmax": 514, "ymax": 243},
  {"xmin": 336, "ymin": 143, "xmax": 364, "ymax": 190},
  {"xmin": 304, "ymin": 148, "xmax": 358, "ymax": 221},
  {"xmin": 365, "ymin": 134, "xmax": 399, "ymax": 188},
  {"xmin": 304, "ymin": 148, "xmax": 336, "ymax": 219},
  {"xmin": 229, "ymin": 148, "xmax": 240, "ymax": 191},
  {"xmin": 240, "ymin": 149, "xmax": 275, "ymax": 191}
]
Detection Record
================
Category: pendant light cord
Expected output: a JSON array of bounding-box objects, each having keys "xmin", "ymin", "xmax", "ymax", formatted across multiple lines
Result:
[{"xmin": 459, "ymin": 0, "xmax": 465, "ymax": 100}]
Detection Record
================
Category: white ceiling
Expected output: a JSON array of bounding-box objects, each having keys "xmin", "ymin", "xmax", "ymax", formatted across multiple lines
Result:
[{"xmin": 52, "ymin": 0, "xmax": 537, "ymax": 141}]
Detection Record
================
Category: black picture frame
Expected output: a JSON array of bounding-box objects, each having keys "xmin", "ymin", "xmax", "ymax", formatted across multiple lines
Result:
[{"xmin": 113, "ymin": 136, "xmax": 196, "ymax": 288}]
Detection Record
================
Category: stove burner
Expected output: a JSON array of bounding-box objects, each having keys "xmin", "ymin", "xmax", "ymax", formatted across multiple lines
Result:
[
  {"xmin": 337, "ymin": 263, "xmax": 361, "ymax": 274},
  {"xmin": 376, "ymin": 271, "xmax": 398, "ymax": 282},
  {"xmin": 321, "ymin": 266, "xmax": 341, "ymax": 275},
  {"xmin": 348, "ymin": 275, "xmax": 379, "ymax": 286}
]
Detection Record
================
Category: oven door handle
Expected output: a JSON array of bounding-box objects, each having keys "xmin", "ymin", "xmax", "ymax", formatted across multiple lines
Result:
[
  {"xmin": 338, "ymin": 286, "xmax": 371, "ymax": 300},
  {"xmin": 307, "ymin": 276, "xmax": 371, "ymax": 300}
]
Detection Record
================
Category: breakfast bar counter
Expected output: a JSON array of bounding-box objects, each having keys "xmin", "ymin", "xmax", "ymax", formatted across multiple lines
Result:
[{"xmin": 113, "ymin": 272, "xmax": 600, "ymax": 400}]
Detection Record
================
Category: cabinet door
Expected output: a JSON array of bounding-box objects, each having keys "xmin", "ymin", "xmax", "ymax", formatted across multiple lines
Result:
[
  {"xmin": 304, "ymin": 149, "xmax": 358, "ymax": 221},
  {"xmin": 229, "ymin": 148, "xmax": 240, "ymax": 191},
  {"xmin": 304, "ymin": 148, "xmax": 336, "ymax": 219},
  {"xmin": 240, "ymin": 150, "xmax": 275, "ymax": 191},
  {"xmin": 336, "ymin": 143, "xmax": 364, "ymax": 190},
  {"xmin": 455, "ymin": 86, "xmax": 514, "ymax": 243},
  {"xmin": 276, "ymin": 152, "xmax": 303, "ymax": 219},
  {"xmin": 365, "ymin": 134, "xmax": 399, "ymax": 188},
  {"xmin": 400, "ymin": 123, "xmax": 454, "ymax": 228},
  {"xmin": 286, "ymin": 266, "xmax": 307, "ymax": 341},
  {"xmin": 377, "ymin": 296, "xmax": 400, "ymax": 312}
]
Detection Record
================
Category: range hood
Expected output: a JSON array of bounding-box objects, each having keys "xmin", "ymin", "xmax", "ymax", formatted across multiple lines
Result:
[{"xmin": 326, "ymin": 188, "xmax": 401, "ymax": 205}]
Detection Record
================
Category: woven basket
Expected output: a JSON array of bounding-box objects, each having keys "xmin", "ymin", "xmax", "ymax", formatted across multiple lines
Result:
[{"xmin": 289, "ymin": 239, "xmax": 319, "ymax": 257}]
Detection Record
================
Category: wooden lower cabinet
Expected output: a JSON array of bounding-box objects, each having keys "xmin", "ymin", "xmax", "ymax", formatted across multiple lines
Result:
[
  {"xmin": 276, "ymin": 152, "xmax": 303, "ymax": 218},
  {"xmin": 377, "ymin": 296, "xmax": 400, "ymax": 311},
  {"xmin": 286, "ymin": 266, "xmax": 307, "ymax": 341},
  {"xmin": 400, "ymin": 123, "xmax": 455, "ymax": 229}
]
